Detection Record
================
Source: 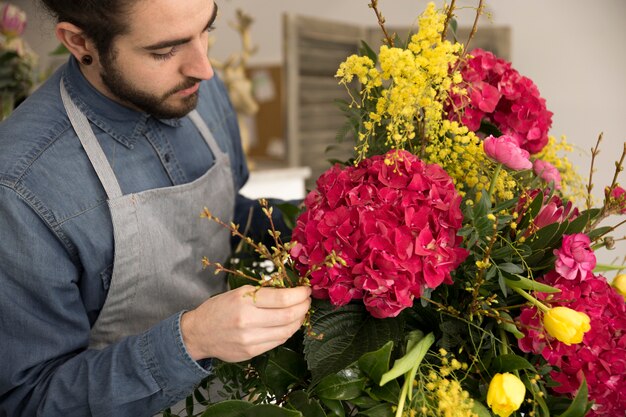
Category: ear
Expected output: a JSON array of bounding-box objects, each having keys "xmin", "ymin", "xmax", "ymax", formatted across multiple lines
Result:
[{"xmin": 55, "ymin": 22, "xmax": 97, "ymax": 62}]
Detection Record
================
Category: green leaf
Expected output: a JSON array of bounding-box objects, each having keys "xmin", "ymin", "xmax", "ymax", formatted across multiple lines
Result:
[
  {"xmin": 518, "ymin": 192, "xmax": 544, "ymax": 231},
  {"xmin": 594, "ymin": 263, "xmax": 626, "ymax": 272},
  {"xmin": 565, "ymin": 209, "xmax": 600, "ymax": 234},
  {"xmin": 478, "ymin": 120, "xmax": 503, "ymax": 138},
  {"xmin": 470, "ymin": 400, "xmax": 492, "ymax": 417},
  {"xmin": 497, "ymin": 312, "xmax": 525, "ymax": 339},
  {"xmin": 527, "ymin": 222, "xmax": 562, "ymax": 251},
  {"xmin": 276, "ymin": 202, "xmax": 302, "ymax": 231},
  {"xmin": 313, "ymin": 368, "xmax": 367, "ymax": 400},
  {"xmin": 498, "ymin": 263, "xmax": 524, "ymax": 274},
  {"xmin": 304, "ymin": 301, "xmax": 404, "ymax": 385},
  {"xmin": 359, "ymin": 41, "xmax": 378, "ymax": 65},
  {"xmin": 357, "ymin": 341, "xmax": 393, "ymax": 384},
  {"xmin": 586, "ymin": 226, "xmax": 613, "ymax": 241},
  {"xmin": 379, "ymin": 332, "xmax": 434, "ymax": 386},
  {"xmin": 258, "ymin": 347, "xmax": 307, "ymax": 398},
  {"xmin": 557, "ymin": 379, "xmax": 591, "ymax": 417},
  {"xmin": 473, "ymin": 190, "xmax": 492, "ymax": 220},
  {"xmin": 367, "ymin": 381, "xmax": 400, "ymax": 404},
  {"xmin": 320, "ymin": 399, "xmax": 345, "ymax": 417},
  {"xmin": 349, "ymin": 396, "xmax": 380, "ymax": 408},
  {"xmin": 287, "ymin": 390, "xmax": 327, "ymax": 417},
  {"xmin": 355, "ymin": 403, "xmax": 395, "ymax": 417},
  {"xmin": 505, "ymin": 276, "xmax": 560, "ymax": 293},
  {"xmin": 200, "ymin": 400, "xmax": 254, "ymax": 417},
  {"xmin": 490, "ymin": 354, "xmax": 535, "ymax": 373}
]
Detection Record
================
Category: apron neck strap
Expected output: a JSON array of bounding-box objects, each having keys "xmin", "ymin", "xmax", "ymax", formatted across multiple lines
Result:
[{"xmin": 60, "ymin": 79, "xmax": 124, "ymax": 199}]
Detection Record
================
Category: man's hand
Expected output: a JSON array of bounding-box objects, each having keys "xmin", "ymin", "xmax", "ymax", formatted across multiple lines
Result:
[{"xmin": 180, "ymin": 285, "xmax": 312, "ymax": 362}]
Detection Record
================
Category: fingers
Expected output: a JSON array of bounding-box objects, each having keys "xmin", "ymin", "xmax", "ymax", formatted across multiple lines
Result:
[
  {"xmin": 237, "ymin": 285, "xmax": 312, "ymax": 309},
  {"xmin": 182, "ymin": 285, "xmax": 312, "ymax": 363}
]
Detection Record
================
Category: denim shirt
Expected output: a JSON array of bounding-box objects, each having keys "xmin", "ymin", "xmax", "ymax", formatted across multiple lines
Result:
[{"xmin": 0, "ymin": 57, "xmax": 261, "ymax": 416}]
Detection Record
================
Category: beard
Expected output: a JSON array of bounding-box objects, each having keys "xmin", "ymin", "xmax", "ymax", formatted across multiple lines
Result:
[{"xmin": 100, "ymin": 54, "xmax": 201, "ymax": 119}]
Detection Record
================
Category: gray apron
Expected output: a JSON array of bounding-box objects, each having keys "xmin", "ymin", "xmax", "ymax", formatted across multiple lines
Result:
[{"xmin": 60, "ymin": 80, "xmax": 232, "ymax": 349}]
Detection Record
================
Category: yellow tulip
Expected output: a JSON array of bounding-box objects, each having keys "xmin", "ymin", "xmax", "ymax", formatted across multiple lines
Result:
[
  {"xmin": 543, "ymin": 306, "xmax": 591, "ymax": 345},
  {"xmin": 487, "ymin": 373, "xmax": 526, "ymax": 417},
  {"xmin": 612, "ymin": 274, "xmax": 626, "ymax": 300}
]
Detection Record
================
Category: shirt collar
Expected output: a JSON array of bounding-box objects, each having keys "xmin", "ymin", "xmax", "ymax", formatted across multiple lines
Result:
[{"xmin": 61, "ymin": 56, "xmax": 181, "ymax": 149}]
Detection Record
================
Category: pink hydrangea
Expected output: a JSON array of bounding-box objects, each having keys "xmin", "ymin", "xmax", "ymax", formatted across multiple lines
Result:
[
  {"xmin": 290, "ymin": 150, "xmax": 468, "ymax": 318},
  {"xmin": 483, "ymin": 134, "xmax": 532, "ymax": 170},
  {"xmin": 518, "ymin": 269, "xmax": 626, "ymax": 416},
  {"xmin": 533, "ymin": 159, "xmax": 562, "ymax": 190},
  {"xmin": 554, "ymin": 234, "xmax": 596, "ymax": 281},
  {"xmin": 448, "ymin": 48, "xmax": 553, "ymax": 154}
]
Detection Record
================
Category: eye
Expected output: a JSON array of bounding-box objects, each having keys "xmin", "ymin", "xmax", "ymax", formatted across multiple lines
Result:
[{"xmin": 151, "ymin": 47, "xmax": 178, "ymax": 61}]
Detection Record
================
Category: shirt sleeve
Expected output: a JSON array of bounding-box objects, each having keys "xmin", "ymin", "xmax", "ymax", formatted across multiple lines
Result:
[{"xmin": 0, "ymin": 185, "xmax": 208, "ymax": 417}]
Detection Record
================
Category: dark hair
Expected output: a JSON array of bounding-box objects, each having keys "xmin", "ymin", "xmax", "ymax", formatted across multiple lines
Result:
[{"xmin": 39, "ymin": 0, "xmax": 134, "ymax": 58}]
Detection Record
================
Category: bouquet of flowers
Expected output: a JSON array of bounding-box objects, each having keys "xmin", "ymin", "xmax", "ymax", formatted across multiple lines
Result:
[
  {"xmin": 182, "ymin": 2, "xmax": 626, "ymax": 417},
  {"xmin": 0, "ymin": 2, "xmax": 37, "ymax": 120}
]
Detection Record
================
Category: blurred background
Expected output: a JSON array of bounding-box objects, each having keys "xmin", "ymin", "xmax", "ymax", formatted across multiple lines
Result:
[{"xmin": 9, "ymin": 0, "xmax": 626, "ymax": 268}]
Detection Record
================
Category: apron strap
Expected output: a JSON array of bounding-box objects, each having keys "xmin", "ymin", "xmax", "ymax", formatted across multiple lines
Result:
[
  {"xmin": 60, "ymin": 80, "xmax": 124, "ymax": 199},
  {"xmin": 188, "ymin": 109, "xmax": 226, "ymax": 158}
]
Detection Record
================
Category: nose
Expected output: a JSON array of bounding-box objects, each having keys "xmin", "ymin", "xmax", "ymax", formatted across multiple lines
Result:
[{"xmin": 183, "ymin": 40, "xmax": 214, "ymax": 81}]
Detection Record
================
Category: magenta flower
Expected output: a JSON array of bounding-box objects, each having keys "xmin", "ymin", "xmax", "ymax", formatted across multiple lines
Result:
[
  {"xmin": 448, "ymin": 49, "xmax": 553, "ymax": 154},
  {"xmin": 533, "ymin": 159, "xmax": 562, "ymax": 190},
  {"xmin": 554, "ymin": 234, "xmax": 596, "ymax": 281},
  {"xmin": 518, "ymin": 270, "xmax": 626, "ymax": 416},
  {"xmin": 291, "ymin": 150, "xmax": 468, "ymax": 318},
  {"xmin": 608, "ymin": 186, "xmax": 626, "ymax": 214},
  {"xmin": 483, "ymin": 135, "xmax": 532, "ymax": 170},
  {"xmin": 0, "ymin": 3, "xmax": 27, "ymax": 38}
]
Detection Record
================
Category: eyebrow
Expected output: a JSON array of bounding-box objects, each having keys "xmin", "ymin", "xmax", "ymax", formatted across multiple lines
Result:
[{"xmin": 142, "ymin": 2, "xmax": 219, "ymax": 51}]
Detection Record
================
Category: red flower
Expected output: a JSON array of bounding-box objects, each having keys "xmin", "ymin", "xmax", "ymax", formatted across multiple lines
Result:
[
  {"xmin": 291, "ymin": 150, "xmax": 468, "ymax": 318},
  {"xmin": 449, "ymin": 49, "xmax": 553, "ymax": 154},
  {"xmin": 518, "ymin": 269, "xmax": 626, "ymax": 416}
]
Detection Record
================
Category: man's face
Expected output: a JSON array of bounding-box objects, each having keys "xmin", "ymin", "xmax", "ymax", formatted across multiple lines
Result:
[{"xmin": 97, "ymin": 0, "xmax": 217, "ymax": 119}]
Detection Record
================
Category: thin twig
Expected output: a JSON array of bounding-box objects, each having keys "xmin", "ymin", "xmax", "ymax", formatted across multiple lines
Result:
[
  {"xmin": 461, "ymin": 0, "xmax": 484, "ymax": 57},
  {"xmin": 441, "ymin": 0, "xmax": 457, "ymax": 42},
  {"xmin": 586, "ymin": 133, "xmax": 603, "ymax": 211},
  {"xmin": 369, "ymin": 0, "xmax": 395, "ymax": 47},
  {"xmin": 608, "ymin": 142, "xmax": 626, "ymax": 191}
]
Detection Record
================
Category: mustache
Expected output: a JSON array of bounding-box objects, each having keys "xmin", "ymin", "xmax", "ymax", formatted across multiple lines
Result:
[{"xmin": 165, "ymin": 78, "xmax": 202, "ymax": 97}]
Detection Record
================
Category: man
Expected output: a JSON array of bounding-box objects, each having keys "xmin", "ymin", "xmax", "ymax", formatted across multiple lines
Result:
[{"xmin": 0, "ymin": 0, "xmax": 311, "ymax": 415}]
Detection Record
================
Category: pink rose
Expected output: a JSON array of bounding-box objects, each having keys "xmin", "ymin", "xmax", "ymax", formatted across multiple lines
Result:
[
  {"xmin": 554, "ymin": 234, "xmax": 596, "ymax": 281},
  {"xmin": 483, "ymin": 135, "xmax": 532, "ymax": 170},
  {"xmin": 533, "ymin": 159, "xmax": 562, "ymax": 190},
  {"xmin": 0, "ymin": 3, "xmax": 27, "ymax": 38}
]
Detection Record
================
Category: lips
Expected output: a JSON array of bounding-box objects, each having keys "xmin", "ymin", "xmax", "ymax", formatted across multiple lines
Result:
[{"xmin": 177, "ymin": 83, "xmax": 200, "ymax": 96}]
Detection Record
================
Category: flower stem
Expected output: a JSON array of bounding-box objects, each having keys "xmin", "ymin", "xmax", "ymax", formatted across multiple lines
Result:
[
  {"xmin": 488, "ymin": 163, "xmax": 502, "ymax": 200},
  {"xmin": 511, "ymin": 286, "xmax": 550, "ymax": 312}
]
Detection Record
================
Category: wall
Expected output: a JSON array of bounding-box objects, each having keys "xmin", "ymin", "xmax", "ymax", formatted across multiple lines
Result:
[{"xmin": 14, "ymin": 0, "xmax": 626, "ymax": 268}]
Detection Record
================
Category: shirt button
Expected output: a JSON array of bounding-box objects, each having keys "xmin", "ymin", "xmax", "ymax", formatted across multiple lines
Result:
[{"xmin": 164, "ymin": 153, "xmax": 171, "ymax": 163}]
